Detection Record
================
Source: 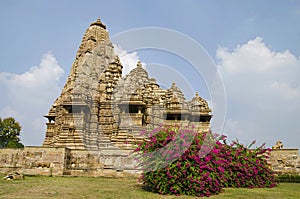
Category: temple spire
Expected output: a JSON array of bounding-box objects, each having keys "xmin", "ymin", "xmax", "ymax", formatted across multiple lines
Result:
[{"xmin": 90, "ymin": 18, "xmax": 106, "ymax": 29}]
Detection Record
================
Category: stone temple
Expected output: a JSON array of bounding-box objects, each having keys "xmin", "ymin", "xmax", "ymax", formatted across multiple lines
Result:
[
  {"xmin": 0, "ymin": 19, "xmax": 213, "ymax": 177},
  {"xmin": 1, "ymin": 19, "xmax": 300, "ymax": 177},
  {"xmin": 42, "ymin": 18, "xmax": 212, "ymax": 151}
]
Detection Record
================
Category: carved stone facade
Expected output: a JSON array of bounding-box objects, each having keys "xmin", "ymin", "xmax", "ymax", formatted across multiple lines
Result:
[{"xmin": 42, "ymin": 19, "xmax": 212, "ymax": 150}]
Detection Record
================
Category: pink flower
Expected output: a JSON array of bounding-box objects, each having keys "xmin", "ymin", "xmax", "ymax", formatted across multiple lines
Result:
[
  {"xmin": 152, "ymin": 137, "xmax": 157, "ymax": 142},
  {"xmin": 220, "ymin": 135, "xmax": 227, "ymax": 140},
  {"xmin": 204, "ymin": 156, "xmax": 211, "ymax": 162},
  {"xmin": 211, "ymin": 148, "xmax": 220, "ymax": 154},
  {"xmin": 216, "ymin": 160, "xmax": 223, "ymax": 164},
  {"xmin": 135, "ymin": 147, "xmax": 141, "ymax": 151},
  {"xmin": 180, "ymin": 133, "xmax": 185, "ymax": 139},
  {"xmin": 218, "ymin": 166, "xmax": 225, "ymax": 173}
]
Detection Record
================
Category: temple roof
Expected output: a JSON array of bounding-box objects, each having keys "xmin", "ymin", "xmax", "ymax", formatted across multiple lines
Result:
[
  {"xmin": 165, "ymin": 82, "xmax": 185, "ymax": 103},
  {"xmin": 189, "ymin": 92, "xmax": 211, "ymax": 113},
  {"xmin": 126, "ymin": 61, "xmax": 148, "ymax": 79}
]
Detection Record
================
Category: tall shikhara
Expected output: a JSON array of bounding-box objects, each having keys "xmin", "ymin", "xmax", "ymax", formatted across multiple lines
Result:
[{"xmin": 43, "ymin": 19, "xmax": 212, "ymax": 150}]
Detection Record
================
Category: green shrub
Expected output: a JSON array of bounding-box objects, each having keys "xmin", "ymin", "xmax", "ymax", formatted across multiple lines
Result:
[{"xmin": 276, "ymin": 174, "xmax": 300, "ymax": 183}]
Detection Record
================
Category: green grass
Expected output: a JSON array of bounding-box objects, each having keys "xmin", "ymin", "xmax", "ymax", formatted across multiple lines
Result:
[{"xmin": 0, "ymin": 174, "xmax": 300, "ymax": 199}]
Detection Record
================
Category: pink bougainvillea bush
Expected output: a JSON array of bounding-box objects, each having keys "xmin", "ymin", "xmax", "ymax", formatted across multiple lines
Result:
[{"xmin": 133, "ymin": 124, "xmax": 276, "ymax": 197}]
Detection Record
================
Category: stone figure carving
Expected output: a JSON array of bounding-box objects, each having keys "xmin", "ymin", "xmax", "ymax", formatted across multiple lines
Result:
[{"xmin": 272, "ymin": 140, "xmax": 284, "ymax": 149}]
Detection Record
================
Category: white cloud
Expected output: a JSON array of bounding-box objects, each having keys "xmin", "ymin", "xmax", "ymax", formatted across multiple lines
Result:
[
  {"xmin": 217, "ymin": 37, "xmax": 300, "ymax": 104},
  {"xmin": 217, "ymin": 37, "xmax": 299, "ymax": 74},
  {"xmin": 113, "ymin": 45, "xmax": 145, "ymax": 76},
  {"xmin": 217, "ymin": 37, "xmax": 300, "ymax": 148},
  {"xmin": 270, "ymin": 81, "xmax": 300, "ymax": 100},
  {"xmin": 0, "ymin": 52, "xmax": 64, "ymax": 145}
]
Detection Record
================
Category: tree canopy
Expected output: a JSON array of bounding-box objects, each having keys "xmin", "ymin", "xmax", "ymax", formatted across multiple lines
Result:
[{"xmin": 0, "ymin": 117, "xmax": 24, "ymax": 148}]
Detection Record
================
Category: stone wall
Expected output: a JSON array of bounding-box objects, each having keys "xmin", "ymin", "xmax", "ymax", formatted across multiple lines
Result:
[
  {"xmin": 0, "ymin": 147, "xmax": 66, "ymax": 176},
  {"xmin": 0, "ymin": 147, "xmax": 140, "ymax": 177},
  {"xmin": 64, "ymin": 149, "xmax": 140, "ymax": 177},
  {"xmin": 1, "ymin": 147, "xmax": 300, "ymax": 177},
  {"xmin": 268, "ymin": 149, "xmax": 300, "ymax": 175}
]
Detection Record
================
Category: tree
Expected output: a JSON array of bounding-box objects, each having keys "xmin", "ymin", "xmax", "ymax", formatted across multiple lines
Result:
[{"xmin": 0, "ymin": 117, "xmax": 24, "ymax": 148}]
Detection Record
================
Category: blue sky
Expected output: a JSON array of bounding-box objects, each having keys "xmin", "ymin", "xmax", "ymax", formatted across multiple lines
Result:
[{"xmin": 1, "ymin": 0, "xmax": 300, "ymax": 148}]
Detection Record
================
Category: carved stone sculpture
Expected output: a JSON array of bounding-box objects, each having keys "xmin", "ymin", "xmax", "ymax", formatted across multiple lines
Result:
[{"xmin": 272, "ymin": 140, "xmax": 284, "ymax": 149}]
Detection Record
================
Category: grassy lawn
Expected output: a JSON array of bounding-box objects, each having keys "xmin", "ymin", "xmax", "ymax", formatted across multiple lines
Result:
[{"xmin": 0, "ymin": 174, "xmax": 300, "ymax": 199}]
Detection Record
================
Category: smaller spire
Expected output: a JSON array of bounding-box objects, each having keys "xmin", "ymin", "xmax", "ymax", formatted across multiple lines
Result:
[
  {"xmin": 115, "ymin": 56, "xmax": 121, "ymax": 65},
  {"xmin": 195, "ymin": 92, "xmax": 199, "ymax": 97}
]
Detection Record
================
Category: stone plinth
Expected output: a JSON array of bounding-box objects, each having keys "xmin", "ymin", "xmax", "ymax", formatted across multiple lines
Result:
[
  {"xmin": 0, "ymin": 147, "xmax": 140, "ymax": 178},
  {"xmin": 0, "ymin": 147, "xmax": 66, "ymax": 176}
]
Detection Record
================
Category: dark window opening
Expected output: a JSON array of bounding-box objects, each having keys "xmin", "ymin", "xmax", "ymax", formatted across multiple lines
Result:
[
  {"xmin": 166, "ymin": 114, "xmax": 181, "ymax": 120},
  {"xmin": 64, "ymin": 105, "xmax": 86, "ymax": 114},
  {"xmin": 64, "ymin": 106, "xmax": 72, "ymax": 113},
  {"xmin": 128, "ymin": 105, "xmax": 145, "ymax": 114},
  {"xmin": 129, "ymin": 105, "xmax": 139, "ymax": 113},
  {"xmin": 192, "ymin": 116, "xmax": 210, "ymax": 122}
]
